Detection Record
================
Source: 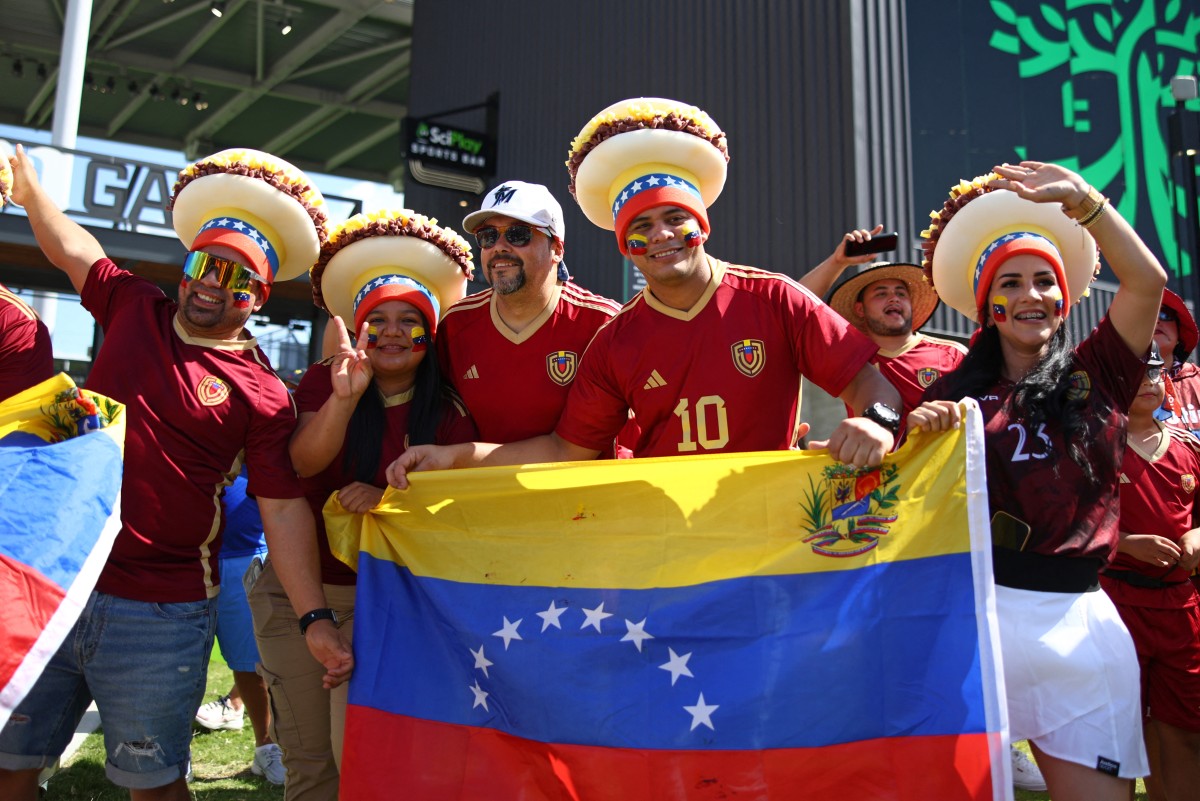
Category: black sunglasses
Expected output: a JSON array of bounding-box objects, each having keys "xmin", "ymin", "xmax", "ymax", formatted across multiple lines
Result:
[
  {"xmin": 1159, "ymin": 308, "xmax": 1179, "ymax": 323},
  {"xmin": 475, "ymin": 224, "xmax": 549, "ymax": 249},
  {"xmin": 1146, "ymin": 366, "xmax": 1163, "ymax": 382}
]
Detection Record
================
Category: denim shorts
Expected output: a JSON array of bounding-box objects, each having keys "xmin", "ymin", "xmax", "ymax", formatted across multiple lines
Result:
[
  {"xmin": 216, "ymin": 547, "xmax": 268, "ymax": 672},
  {"xmin": 0, "ymin": 590, "xmax": 217, "ymax": 789}
]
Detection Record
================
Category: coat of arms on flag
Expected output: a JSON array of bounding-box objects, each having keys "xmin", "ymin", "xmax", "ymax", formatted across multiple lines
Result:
[
  {"xmin": 0, "ymin": 374, "xmax": 125, "ymax": 729},
  {"xmin": 326, "ymin": 401, "xmax": 1008, "ymax": 800}
]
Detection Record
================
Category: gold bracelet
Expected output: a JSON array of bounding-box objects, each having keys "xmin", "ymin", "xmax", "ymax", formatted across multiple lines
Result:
[
  {"xmin": 1063, "ymin": 185, "xmax": 1106, "ymax": 223},
  {"xmin": 1079, "ymin": 197, "xmax": 1108, "ymax": 229}
]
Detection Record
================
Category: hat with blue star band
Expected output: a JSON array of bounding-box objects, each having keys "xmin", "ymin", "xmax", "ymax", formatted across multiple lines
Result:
[
  {"xmin": 920, "ymin": 175, "xmax": 1098, "ymax": 322},
  {"xmin": 170, "ymin": 149, "xmax": 328, "ymax": 300},
  {"xmin": 312, "ymin": 210, "xmax": 474, "ymax": 339},
  {"xmin": 566, "ymin": 98, "xmax": 728, "ymax": 255},
  {"xmin": 0, "ymin": 143, "xmax": 11, "ymax": 208}
]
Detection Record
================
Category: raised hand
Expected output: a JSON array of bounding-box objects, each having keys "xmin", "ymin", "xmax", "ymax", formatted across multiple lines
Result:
[
  {"xmin": 990, "ymin": 161, "xmax": 1089, "ymax": 208},
  {"xmin": 329, "ymin": 315, "xmax": 373, "ymax": 401}
]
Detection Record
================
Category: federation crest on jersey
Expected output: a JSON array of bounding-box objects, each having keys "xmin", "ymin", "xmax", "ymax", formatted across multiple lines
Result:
[
  {"xmin": 1066, "ymin": 370, "xmax": 1091, "ymax": 401},
  {"xmin": 546, "ymin": 351, "xmax": 578, "ymax": 386},
  {"xmin": 1184, "ymin": 474, "xmax": 1197, "ymax": 494},
  {"xmin": 917, "ymin": 368, "xmax": 940, "ymax": 388},
  {"xmin": 197, "ymin": 375, "xmax": 231, "ymax": 407},
  {"xmin": 798, "ymin": 463, "xmax": 901, "ymax": 557},
  {"xmin": 731, "ymin": 339, "xmax": 765, "ymax": 377}
]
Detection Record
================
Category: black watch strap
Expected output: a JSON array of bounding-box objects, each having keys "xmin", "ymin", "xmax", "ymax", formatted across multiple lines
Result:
[
  {"xmin": 299, "ymin": 607, "xmax": 338, "ymax": 635},
  {"xmin": 863, "ymin": 402, "xmax": 901, "ymax": 435}
]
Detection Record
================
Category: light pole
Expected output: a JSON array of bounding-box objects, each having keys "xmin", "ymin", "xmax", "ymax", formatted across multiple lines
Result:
[{"xmin": 1169, "ymin": 76, "xmax": 1200, "ymax": 313}]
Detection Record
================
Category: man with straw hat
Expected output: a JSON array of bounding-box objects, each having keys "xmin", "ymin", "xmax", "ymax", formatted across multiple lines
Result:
[
  {"xmin": 806, "ymin": 256, "xmax": 966, "ymax": 422},
  {"xmin": 387, "ymin": 97, "xmax": 901, "ymax": 486},
  {"xmin": 0, "ymin": 154, "xmax": 53, "ymax": 401},
  {"xmin": 0, "ymin": 146, "xmax": 351, "ymax": 801},
  {"xmin": 1156, "ymin": 289, "xmax": 1200, "ymax": 438}
]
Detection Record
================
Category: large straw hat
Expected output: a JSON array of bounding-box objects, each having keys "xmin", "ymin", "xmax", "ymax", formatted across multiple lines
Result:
[{"xmin": 827, "ymin": 262, "xmax": 940, "ymax": 332}]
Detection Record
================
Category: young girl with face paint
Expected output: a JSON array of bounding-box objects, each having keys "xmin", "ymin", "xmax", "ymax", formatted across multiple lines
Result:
[
  {"xmin": 248, "ymin": 211, "xmax": 476, "ymax": 796},
  {"xmin": 909, "ymin": 161, "xmax": 1166, "ymax": 801}
]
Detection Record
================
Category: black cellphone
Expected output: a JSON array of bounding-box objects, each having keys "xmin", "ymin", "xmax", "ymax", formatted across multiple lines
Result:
[{"xmin": 843, "ymin": 232, "xmax": 899, "ymax": 257}]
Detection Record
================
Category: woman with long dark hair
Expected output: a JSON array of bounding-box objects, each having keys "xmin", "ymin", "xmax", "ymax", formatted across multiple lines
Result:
[
  {"xmin": 248, "ymin": 210, "xmax": 476, "ymax": 800},
  {"xmin": 909, "ymin": 161, "xmax": 1166, "ymax": 800}
]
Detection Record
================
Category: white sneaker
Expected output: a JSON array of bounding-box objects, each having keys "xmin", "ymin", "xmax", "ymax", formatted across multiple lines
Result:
[
  {"xmin": 1011, "ymin": 745, "xmax": 1047, "ymax": 791},
  {"xmin": 252, "ymin": 743, "xmax": 286, "ymax": 786},
  {"xmin": 194, "ymin": 695, "xmax": 244, "ymax": 731}
]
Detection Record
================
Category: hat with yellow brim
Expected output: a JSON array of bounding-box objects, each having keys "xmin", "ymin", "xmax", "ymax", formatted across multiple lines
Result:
[
  {"xmin": 567, "ymin": 98, "xmax": 729, "ymax": 255},
  {"xmin": 312, "ymin": 210, "xmax": 474, "ymax": 340},
  {"xmin": 827, "ymin": 262, "xmax": 940, "ymax": 332},
  {"xmin": 0, "ymin": 145, "xmax": 11, "ymax": 208}
]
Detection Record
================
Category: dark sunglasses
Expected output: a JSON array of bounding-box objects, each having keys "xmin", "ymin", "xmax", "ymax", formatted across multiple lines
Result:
[
  {"xmin": 475, "ymin": 224, "xmax": 549, "ymax": 249},
  {"xmin": 1159, "ymin": 308, "xmax": 1179, "ymax": 323},
  {"xmin": 183, "ymin": 251, "xmax": 264, "ymax": 291}
]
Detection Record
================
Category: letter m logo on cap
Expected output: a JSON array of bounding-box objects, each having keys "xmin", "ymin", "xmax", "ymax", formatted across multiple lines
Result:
[{"xmin": 491, "ymin": 185, "xmax": 517, "ymax": 205}]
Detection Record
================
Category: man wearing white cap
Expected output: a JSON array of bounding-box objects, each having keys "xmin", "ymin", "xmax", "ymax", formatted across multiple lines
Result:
[
  {"xmin": 442, "ymin": 181, "xmax": 626, "ymax": 447},
  {"xmin": 387, "ymin": 99, "xmax": 901, "ymax": 485},
  {"xmin": 0, "ymin": 146, "xmax": 351, "ymax": 801}
]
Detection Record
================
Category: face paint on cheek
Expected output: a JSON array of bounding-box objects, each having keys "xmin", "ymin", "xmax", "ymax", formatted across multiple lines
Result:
[
  {"xmin": 991, "ymin": 295, "xmax": 1008, "ymax": 323},
  {"xmin": 365, "ymin": 325, "xmax": 379, "ymax": 349},
  {"xmin": 232, "ymin": 292, "xmax": 252, "ymax": 309},
  {"xmin": 411, "ymin": 325, "xmax": 429, "ymax": 354},
  {"xmin": 681, "ymin": 222, "xmax": 703, "ymax": 248},
  {"xmin": 626, "ymin": 234, "xmax": 648, "ymax": 256},
  {"xmin": 1046, "ymin": 285, "xmax": 1065, "ymax": 316}
]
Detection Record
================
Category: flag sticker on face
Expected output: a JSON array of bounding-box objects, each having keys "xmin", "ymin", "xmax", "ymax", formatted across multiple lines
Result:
[
  {"xmin": 918, "ymin": 368, "xmax": 940, "ymax": 388},
  {"xmin": 627, "ymin": 234, "xmax": 648, "ymax": 256},
  {"xmin": 197, "ymin": 375, "xmax": 231, "ymax": 407},
  {"xmin": 547, "ymin": 351, "xmax": 578, "ymax": 386},
  {"xmin": 731, "ymin": 339, "xmax": 765, "ymax": 377}
]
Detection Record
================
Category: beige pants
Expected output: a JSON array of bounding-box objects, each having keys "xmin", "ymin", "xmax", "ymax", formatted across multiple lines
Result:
[{"xmin": 248, "ymin": 559, "xmax": 355, "ymax": 801}]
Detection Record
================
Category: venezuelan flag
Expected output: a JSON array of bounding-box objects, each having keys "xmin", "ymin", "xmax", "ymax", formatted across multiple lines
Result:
[
  {"xmin": 326, "ymin": 402, "xmax": 1005, "ymax": 800},
  {"xmin": 0, "ymin": 375, "xmax": 124, "ymax": 729}
]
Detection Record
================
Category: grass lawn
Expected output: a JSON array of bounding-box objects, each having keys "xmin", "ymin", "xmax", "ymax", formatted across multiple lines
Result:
[{"xmin": 42, "ymin": 650, "xmax": 284, "ymax": 801}]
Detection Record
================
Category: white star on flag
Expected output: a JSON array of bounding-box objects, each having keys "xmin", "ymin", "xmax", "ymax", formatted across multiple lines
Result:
[
  {"xmin": 580, "ymin": 602, "xmax": 613, "ymax": 632},
  {"xmin": 470, "ymin": 644, "xmax": 493, "ymax": 677},
  {"xmin": 631, "ymin": 180, "xmax": 643, "ymax": 192},
  {"xmin": 259, "ymin": 239, "xmax": 271, "ymax": 252},
  {"xmin": 232, "ymin": 220, "xmax": 246, "ymax": 231},
  {"xmin": 647, "ymin": 175, "xmax": 660, "ymax": 186},
  {"xmin": 621, "ymin": 618, "xmax": 654, "ymax": 652},
  {"xmin": 659, "ymin": 647, "xmax": 693, "ymax": 685},
  {"xmin": 684, "ymin": 693, "xmax": 718, "ymax": 731},
  {"xmin": 620, "ymin": 190, "xmax": 629, "ymax": 202},
  {"xmin": 537, "ymin": 600, "xmax": 568, "ymax": 632},
  {"xmin": 470, "ymin": 680, "xmax": 489, "ymax": 712},
  {"xmin": 492, "ymin": 616, "xmax": 523, "ymax": 650},
  {"xmin": 664, "ymin": 176, "xmax": 676, "ymax": 186},
  {"xmin": 217, "ymin": 218, "xmax": 232, "ymax": 227}
]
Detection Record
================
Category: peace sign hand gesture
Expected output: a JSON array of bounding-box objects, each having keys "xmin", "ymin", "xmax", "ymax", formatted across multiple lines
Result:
[{"xmin": 329, "ymin": 315, "xmax": 373, "ymax": 401}]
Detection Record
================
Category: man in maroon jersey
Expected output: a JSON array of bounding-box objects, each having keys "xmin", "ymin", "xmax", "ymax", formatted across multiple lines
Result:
[
  {"xmin": 441, "ymin": 181, "xmax": 625, "ymax": 446},
  {"xmin": 1101, "ymin": 343, "xmax": 1200, "ymax": 800},
  {"xmin": 387, "ymin": 98, "xmax": 900, "ymax": 484},
  {"xmin": 0, "ymin": 146, "xmax": 351, "ymax": 801},
  {"xmin": 805, "ymin": 257, "xmax": 967, "ymax": 421},
  {"xmin": 1156, "ymin": 289, "xmax": 1200, "ymax": 438}
]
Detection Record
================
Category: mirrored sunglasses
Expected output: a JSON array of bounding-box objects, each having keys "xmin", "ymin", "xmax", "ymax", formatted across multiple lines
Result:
[
  {"xmin": 475, "ymin": 224, "xmax": 549, "ymax": 249},
  {"xmin": 1145, "ymin": 366, "xmax": 1163, "ymax": 382},
  {"xmin": 1159, "ymin": 308, "xmax": 1179, "ymax": 323},
  {"xmin": 183, "ymin": 251, "xmax": 265, "ymax": 292}
]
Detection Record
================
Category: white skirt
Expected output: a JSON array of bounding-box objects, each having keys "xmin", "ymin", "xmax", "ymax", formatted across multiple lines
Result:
[{"xmin": 996, "ymin": 584, "xmax": 1149, "ymax": 779}]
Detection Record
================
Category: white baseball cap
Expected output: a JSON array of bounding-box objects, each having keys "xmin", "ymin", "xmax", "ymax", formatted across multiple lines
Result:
[{"xmin": 462, "ymin": 181, "xmax": 565, "ymax": 242}]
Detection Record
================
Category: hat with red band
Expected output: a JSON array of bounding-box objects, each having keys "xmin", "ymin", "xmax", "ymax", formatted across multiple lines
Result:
[
  {"xmin": 920, "ymin": 175, "xmax": 1098, "ymax": 323},
  {"xmin": 566, "ymin": 98, "xmax": 729, "ymax": 255},
  {"xmin": 311, "ymin": 210, "xmax": 474, "ymax": 340},
  {"xmin": 1161, "ymin": 288, "xmax": 1199, "ymax": 357},
  {"xmin": 170, "ymin": 149, "xmax": 328, "ymax": 302}
]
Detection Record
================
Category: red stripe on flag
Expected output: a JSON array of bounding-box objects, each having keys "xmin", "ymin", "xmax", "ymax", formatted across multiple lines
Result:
[
  {"xmin": 339, "ymin": 704, "xmax": 997, "ymax": 800},
  {"xmin": 0, "ymin": 553, "xmax": 66, "ymax": 687}
]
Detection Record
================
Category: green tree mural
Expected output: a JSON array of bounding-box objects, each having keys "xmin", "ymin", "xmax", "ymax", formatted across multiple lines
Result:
[{"xmin": 988, "ymin": 0, "xmax": 1200, "ymax": 278}]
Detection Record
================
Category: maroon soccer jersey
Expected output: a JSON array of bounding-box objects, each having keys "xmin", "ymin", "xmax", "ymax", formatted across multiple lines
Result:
[
  {"xmin": 843, "ymin": 334, "xmax": 966, "ymax": 421},
  {"xmin": 295, "ymin": 361, "xmax": 477, "ymax": 584},
  {"xmin": 556, "ymin": 259, "xmax": 878, "ymax": 457},
  {"xmin": 437, "ymin": 283, "xmax": 621, "ymax": 443},
  {"xmin": 80, "ymin": 259, "xmax": 302, "ymax": 602},
  {"xmin": 1106, "ymin": 425, "xmax": 1200, "ymax": 606},
  {"xmin": 0, "ymin": 282, "xmax": 54, "ymax": 401},
  {"xmin": 926, "ymin": 316, "xmax": 1142, "ymax": 562}
]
